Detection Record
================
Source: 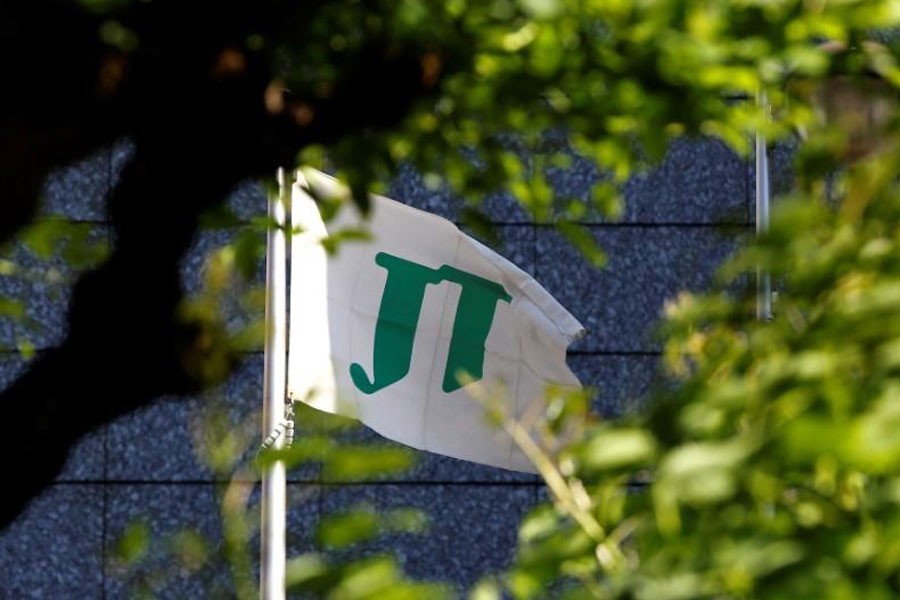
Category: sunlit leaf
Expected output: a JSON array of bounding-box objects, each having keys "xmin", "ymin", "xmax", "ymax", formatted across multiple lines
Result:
[
  {"xmin": 16, "ymin": 338, "xmax": 35, "ymax": 360},
  {"xmin": 330, "ymin": 556, "xmax": 400, "ymax": 599},
  {"xmin": 317, "ymin": 508, "xmax": 379, "ymax": 548},
  {"xmin": 469, "ymin": 578, "xmax": 502, "ymax": 600},
  {"xmin": 576, "ymin": 428, "xmax": 657, "ymax": 472},
  {"xmin": 322, "ymin": 445, "xmax": 415, "ymax": 481},
  {"xmin": 114, "ymin": 520, "xmax": 151, "ymax": 566}
]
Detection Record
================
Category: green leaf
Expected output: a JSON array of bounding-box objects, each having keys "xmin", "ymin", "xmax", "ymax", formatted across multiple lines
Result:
[
  {"xmin": 114, "ymin": 520, "xmax": 150, "ymax": 566},
  {"xmin": 461, "ymin": 206, "xmax": 500, "ymax": 247},
  {"xmin": 382, "ymin": 508, "xmax": 429, "ymax": 534},
  {"xmin": 506, "ymin": 568, "xmax": 546, "ymax": 600},
  {"xmin": 233, "ymin": 228, "xmax": 265, "ymax": 280},
  {"xmin": 590, "ymin": 181, "xmax": 624, "ymax": 219},
  {"xmin": 317, "ymin": 508, "xmax": 380, "ymax": 548},
  {"xmin": 556, "ymin": 222, "xmax": 606, "ymax": 268},
  {"xmin": 199, "ymin": 205, "xmax": 243, "ymax": 229},
  {"xmin": 576, "ymin": 428, "xmax": 657, "ymax": 472},
  {"xmin": 20, "ymin": 221, "xmax": 65, "ymax": 260},
  {"xmin": 321, "ymin": 227, "xmax": 373, "ymax": 256},
  {"xmin": 285, "ymin": 553, "xmax": 331, "ymax": 590},
  {"xmin": 530, "ymin": 27, "xmax": 564, "ymax": 77},
  {"xmin": 16, "ymin": 338, "xmax": 35, "ymax": 360},
  {"xmin": 322, "ymin": 445, "xmax": 415, "ymax": 481},
  {"xmin": 99, "ymin": 19, "xmax": 139, "ymax": 52},
  {"xmin": 0, "ymin": 298, "xmax": 25, "ymax": 319},
  {"xmin": 469, "ymin": 578, "xmax": 502, "ymax": 600},
  {"xmin": 330, "ymin": 556, "xmax": 400, "ymax": 599},
  {"xmin": 518, "ymin": 0, "xmax": 562, "ymax": 19},
  {"xmin": 169, "ymin": 529, "xmax": 209, "ymax": 573},
  {"xmin": 518, "ymin": 505, "xmax": 561, "ymax": 544},
  {"xmin": 256, "ymin": 435, "xmax": 332, "ymax": 471},
  {"xmin": 660, "ymin": 440, "xmax": 753, "ymax": 505}
]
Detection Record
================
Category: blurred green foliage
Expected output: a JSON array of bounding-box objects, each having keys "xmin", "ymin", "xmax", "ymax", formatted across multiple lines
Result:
[
  {"xmin": 0, "ymin": 219, "xmax": 109, "ymax": 355},
  {"xmin": 83, "ymin": 0, "xmax": 900, "ymax": 598},
  {"xmin": 110, "ymin": 384, "xmax": 433, "ymax": 598},
  {"xmin": 277, "ymin": 0, "xmax": 897, "ymax": 246},
  {"xmin": 490, "ymin": 5, "xmax": 900, "ymax": 598},
  {"xmin": 504, "ymin": 155, "xmax": 900, "ymax": 597}
]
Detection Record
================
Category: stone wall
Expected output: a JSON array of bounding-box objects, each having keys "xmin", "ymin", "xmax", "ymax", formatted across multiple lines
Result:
[{"xmin": 0, "ymin": 137, "xmax": 756, "ymax": 597}]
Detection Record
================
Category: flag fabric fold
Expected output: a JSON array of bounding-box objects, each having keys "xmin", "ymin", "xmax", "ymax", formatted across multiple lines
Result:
[{"xmin": 287, "ymin": 168, "xmax": 584, "ymax": 473}]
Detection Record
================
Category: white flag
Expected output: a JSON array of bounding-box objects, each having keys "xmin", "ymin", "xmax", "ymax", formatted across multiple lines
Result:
[{"xmin": 287, "ymin": 168, "xmax": 584, "ymax": 472}]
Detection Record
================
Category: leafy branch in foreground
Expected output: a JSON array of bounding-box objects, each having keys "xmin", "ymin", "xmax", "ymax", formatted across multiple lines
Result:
[
  {"xmin": 110, "ymin": 387, "xmax": 448, "ymax": 599},
  {"xmin": 3, "ymin": 0, "xmax": 898, "ymax": 526},
  {"xmin": 499, "ymin": 101, "xmax": 900, "ymax": 600}
]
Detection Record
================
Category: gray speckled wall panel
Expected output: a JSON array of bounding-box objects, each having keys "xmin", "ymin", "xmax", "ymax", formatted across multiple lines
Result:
[
  {"xmin": 0, "ymin": 225, "xmax": 109, "ymax": 351},
  {"xmin": 321, "ymin": 483, "xmax": 537, "ymax": 591},
  {"xmin": 104, "ymin": 483, "xmax": 233, "ymax": 598},
  {"xmin": 620, "ymin": 139, "xmax": 748, "ymax": 224},
  {"xmin": 283, "ymin": 484, "xmax": 322, "ymax": 553},
  {"xmin": 463, "ymin": 224, "xmax": 535, "ymax": 276},
  {"xmin": 0, "ymin": 484, "xmax": 104, "ymax": 598},
  {"xmin": 58, "ymin": 429, "xmax": 106, "ymax": 482},
  {"xmin": 768, "ymin": 141, "xmax": 798, "ymax": 201},
  {"xmin": 105, "ymin": 483, "xmax": 320, "ymax": 599},
  {"xmin": 180, "ymin": 229, "xmax": 259, "ymax": 289},
  {"xmin": 387, "ymin": 163, "xmax": 461, "ymax": 220},
  {"xmin": 227, "ymin": 180, "xmax": 269, "ymax": 221},
  {"xmin": 0, "ymin": 271, "xmax": 69, "ymax": 350},
  {"xmin": 568, "ymin": 353, "xmax": 662, "ymax": 418},
  {"xmin": 223, "ymin": 165, "xmax": 469, "ymax": 223},
  {"xmin": 106, "ymin": 396, "xmax": 228, "ymax": 482},
  {"xmin": 218, "ymin": 170, "xmax": 534, "ymax": 225},
  {"xmin": 543, "ymin": 138, "xmax": 747, "ymax": 224},
  {"xmin": 180, "ymin": 227, "xmax": 266, "ymax": 344},
  {"xmin": 103, "ymin": 354, "xmax": 315, "ymax": 482},
  {"xmin": 110, "ymin": 139, "xmax": 134, "ymax": 188},
  {"xmin": 0, "ymin": 135, "xmax": 751, "ymax": 596},
  {"xmin": 536, "ymin": 226, "xmax": 745, "ymax": 352},
  {"xmin": 479, "ymin": 189, "xmax": 531, "ymax": 223},
  {"xmin": 41, "ymin": 147, "xmax": 110, "ymax": 221}
]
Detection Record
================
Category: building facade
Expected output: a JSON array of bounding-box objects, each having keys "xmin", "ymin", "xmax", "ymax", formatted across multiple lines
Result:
[{"xmin": 0, "ymin": 137, "xmax": 770, "ymax": 597}]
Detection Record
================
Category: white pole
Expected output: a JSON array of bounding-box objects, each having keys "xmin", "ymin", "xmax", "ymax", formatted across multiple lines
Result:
[
  {"xmin": 261, "ymin": 168, "xmax": 291, "ymax": 600},
  {"xmin": 756, "ymin": 93, "xmax": 772, "ymax": 321}
]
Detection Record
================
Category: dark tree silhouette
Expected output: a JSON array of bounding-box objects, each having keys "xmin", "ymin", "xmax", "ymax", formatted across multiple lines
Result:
[
  {"xmin": 0, "ymin": 0, "xmax": 452, "ymax": 527},
  {"xmin": 3, "ymin": 0, "xmax": 862, "ymax": 531}
]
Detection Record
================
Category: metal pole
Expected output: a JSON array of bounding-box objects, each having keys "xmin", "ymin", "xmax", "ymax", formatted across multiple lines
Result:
[
  {"xmin": 756, "ymin": 93, "xmax": 772, "ymax": 321},
  {"xmin": 261, "ymin": 168, "xmax": 291, "ymax": 600}
]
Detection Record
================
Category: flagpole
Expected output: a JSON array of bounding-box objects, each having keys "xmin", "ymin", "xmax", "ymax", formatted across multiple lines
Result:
[
  {"xmin": 261, "ymin": 167, "xmax": 291, "ymax": 600},
  {"xmin": 756, "ymin": 92, "xmax": 772, "ymax": 321}
]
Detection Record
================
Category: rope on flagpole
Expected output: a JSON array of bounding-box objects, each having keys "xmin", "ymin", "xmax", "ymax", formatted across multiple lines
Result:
[
  {"xmin": 258, "ymin": 401, "xmax": 296, "ymax": 453},
  {"xmin": 284, "ymin": 399, "xmax": 295, "ymax": 449}
]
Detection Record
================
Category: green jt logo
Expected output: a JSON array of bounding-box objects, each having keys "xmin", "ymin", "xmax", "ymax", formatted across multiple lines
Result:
[{"xmin": 350, "ymin": 252, "xmax": 512, "ymax": 394}]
